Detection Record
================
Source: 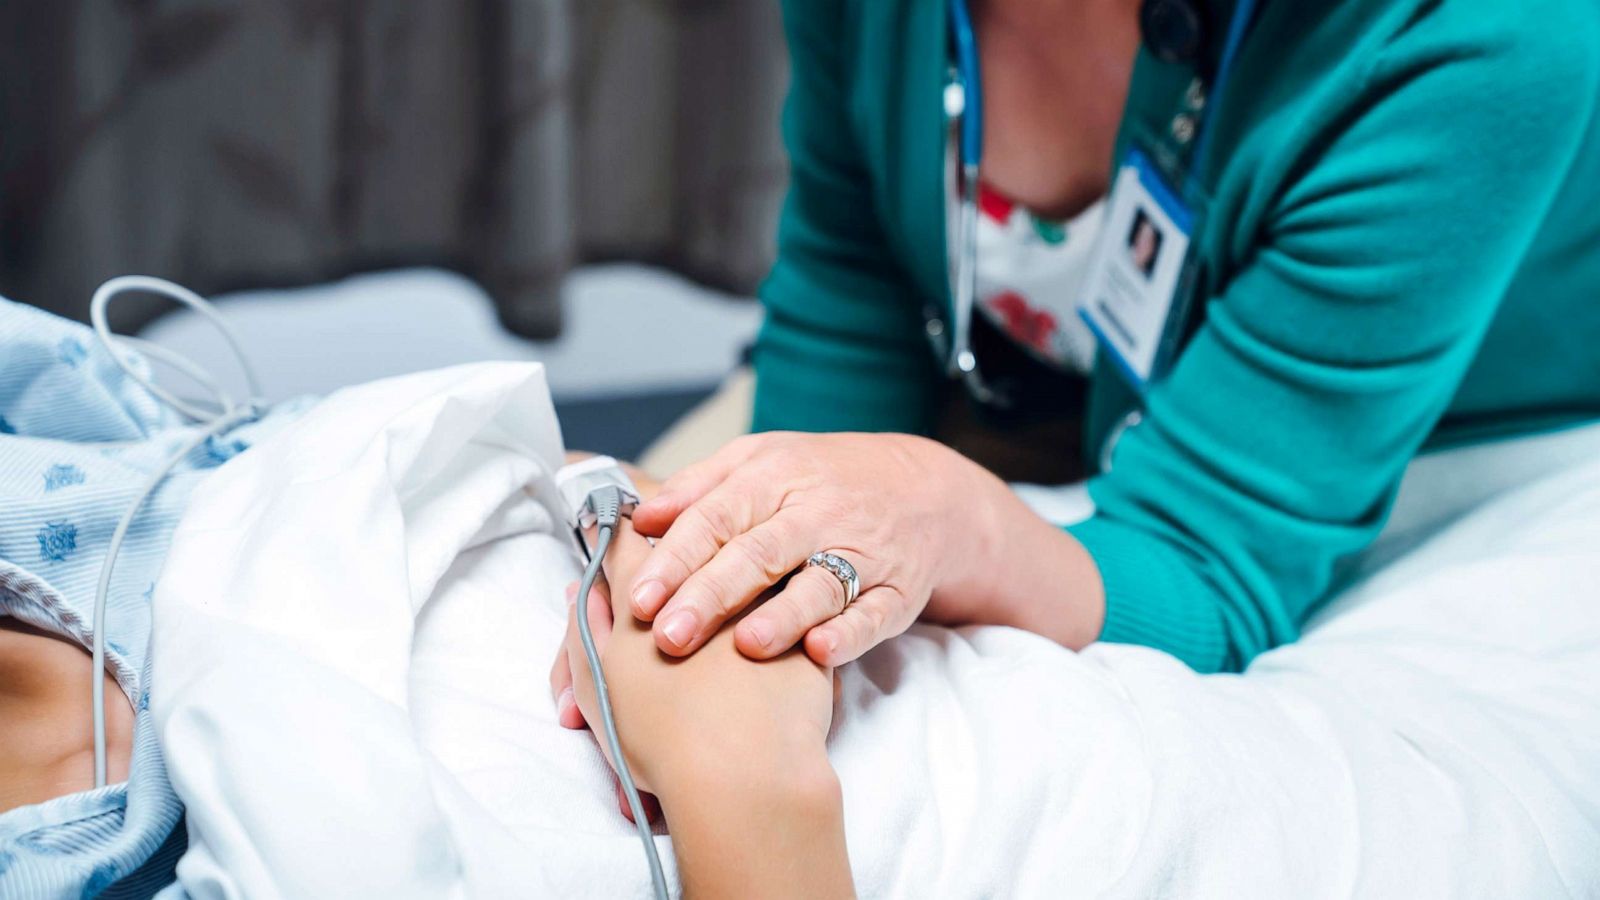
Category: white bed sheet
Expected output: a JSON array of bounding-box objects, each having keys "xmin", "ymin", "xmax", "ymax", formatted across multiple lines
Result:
[{"xmin": 151, "ymin": 363, "xmax": 1600, "ymax": 898}]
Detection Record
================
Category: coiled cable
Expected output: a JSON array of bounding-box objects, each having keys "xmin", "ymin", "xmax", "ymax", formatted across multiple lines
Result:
[{"xmin": 87, "ymin": 276, "xmax": 266, "ymax": 788}]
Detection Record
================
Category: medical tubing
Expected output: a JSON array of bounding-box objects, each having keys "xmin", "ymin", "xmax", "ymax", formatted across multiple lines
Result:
[
  {"xmin": 90, "ymin": 275, "xmax": 262, "ymax": 423},
  {"xmin": 90, "ymin": 407, "xmax": 258, "ymax": 786},
  {"xmin": 107, "ymin": 335, "xmax": 237, "ymax": 415},
  {"xmin": 87, "ymin": 276, "xmax": 267, "ymax": 788},
  {"xmin": 82, "ymin": 277, "xmax": 672, "ymax": 900},
  {"xmin": 574, "ymin": 510, "xmax": 671, "ymax": 900}
]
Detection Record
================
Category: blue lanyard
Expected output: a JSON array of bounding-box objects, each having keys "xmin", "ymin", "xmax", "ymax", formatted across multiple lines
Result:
[
  {"xmin": 948, "ymin": 0, "xmax": 983, "ymax": 169},
  {"xmin": 1191, "ymin": 0, "xmax": 1261, "ymax": 174}
]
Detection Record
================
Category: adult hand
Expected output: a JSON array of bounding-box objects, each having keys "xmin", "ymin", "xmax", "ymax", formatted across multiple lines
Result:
[{"xmin": 625, "ymin": 432, "xmax": 1005, "ymax": 667}]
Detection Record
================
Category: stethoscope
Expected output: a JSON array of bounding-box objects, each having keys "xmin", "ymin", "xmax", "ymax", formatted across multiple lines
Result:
[
  {"xmin": 943, "ymin": 0, "xmax": 999, "ymax": 405},
  {"xmin": 938, "ymin": 0, "xmax": 1257, "ymax": 408}
]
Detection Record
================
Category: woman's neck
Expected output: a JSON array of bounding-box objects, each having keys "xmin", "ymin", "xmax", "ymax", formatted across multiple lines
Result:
[{"xmin": 972, "ymin": 0, "xmax": 1143, "ymax": 220}]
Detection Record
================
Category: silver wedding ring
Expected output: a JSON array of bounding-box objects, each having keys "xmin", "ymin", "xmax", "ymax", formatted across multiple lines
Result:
[{"xmin": 806, "ymin": 550, "xmax": 860, "ymax": 608}]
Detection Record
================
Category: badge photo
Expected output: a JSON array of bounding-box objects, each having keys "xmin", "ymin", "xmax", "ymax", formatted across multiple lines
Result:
[{"xmin": 1077, "ymin": 148, "xmax": 1195, "ymax": 390}]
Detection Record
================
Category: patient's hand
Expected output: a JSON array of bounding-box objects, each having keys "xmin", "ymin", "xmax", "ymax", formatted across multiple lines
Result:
[
  {"xmin": 556, "ymin": 521, "xmax": 834, "ymax": 793},
  {"xmin": 551, "ymin": 521, "xmax": 853, "ymax": 898}
]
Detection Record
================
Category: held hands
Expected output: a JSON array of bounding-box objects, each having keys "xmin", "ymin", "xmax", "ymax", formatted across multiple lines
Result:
[
  {"xmin": 549, "ymin": 515, "xmax": 836, "ymax": 820},
  {"xmin": 626, "ymin": 432, "xmax": 1002, "ymax": 667},
  {"xmin": 546, "ymin": 435, "xmax": 1088, "ymax": 897}
]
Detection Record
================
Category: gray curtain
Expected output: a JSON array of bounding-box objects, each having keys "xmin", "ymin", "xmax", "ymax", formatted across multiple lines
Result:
[
  {"xmin": 574, "ymin": 1, "xmax": 789, "ymax": 294},
  {"xmin": 0, "ymin": 0, "xmax": 788, "ymax": 338}
]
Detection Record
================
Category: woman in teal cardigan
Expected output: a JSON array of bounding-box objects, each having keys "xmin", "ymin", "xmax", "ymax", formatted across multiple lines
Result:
[
  {"xmin": 610, "ymin": 0, "xmax": 1600, "ymax": 677},
  {"xmin": 545, "ymin": 0, "xmax": 1600, "ymax": 887}
]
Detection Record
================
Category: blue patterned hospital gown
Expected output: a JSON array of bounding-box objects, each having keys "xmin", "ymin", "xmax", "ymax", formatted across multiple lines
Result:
[{"xmin": 0, "ymin": 297, "xmax": 308, "ymax": 898}]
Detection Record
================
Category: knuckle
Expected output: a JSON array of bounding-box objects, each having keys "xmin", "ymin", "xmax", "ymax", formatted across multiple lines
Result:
[
  {"xmin": 795, "ymin": 571, "xmax": 831, "ymax": 613},
  {"xmin": 734, "ymin": 527, "xmax": 790, "ymax": 581},
  {"xmin": 818, "ymin": 577, "xmax": 849, "ymax": 616},
  {"xmin": 779, "ymin": 601, "xmax": 817, "ymax": 641},
  {"xmin": 698, "ymin": 567, "xmax": 751, "ymax": 616},
  {"xmin": 851, "ymin": 613, "xmax": 877, "ymax": 648},
  {"xmin": 809, "ymin": 575, "xmax": 844, "ymax": 618},
  {"xmin": 814, "ymin": 493, "xmax": 851, "ymax": 521},
  {"xmin": 787, "ymin": 566, "xmax": 833, "ymax": 615},
  {"xmin": 727, "ymin": 434, "xmax": 772, "ymax": 465},
  {"xmin": 866, "ymin": 601, "xmax": 889, "ymax": 637},
  {"xmin": 892, "ymin": 589, "xmax": 921, "ymax": 631},
  {"xmin": 660, "ymin": 459, "xmax": 709, "ymax": 492},
  {"xmin": 689, "ymin": 500, "xmax": 739, "ymax": 546},
  {"xmin": 652, "ymin": 538, "xmax": 698, "ymax": 582}
]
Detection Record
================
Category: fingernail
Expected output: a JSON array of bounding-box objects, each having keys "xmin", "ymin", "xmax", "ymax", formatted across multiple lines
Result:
[
  {"xmin": 660, "ymin": 608, "xmax": 698, "ymax": 649},
  {"xmin": 743, "ymin": 618, "xmax": 774, "ymax": 650},
  {"xmin": 632, "ymin": 579, "xmax": 667, "ymax": 616},
  {"xmin": 556, "ymin": 686, "xmax": 574, "ymax": 715},
  {"xmin": 565, "ymin": 583, "xmax": 578, "ymax": 605}
]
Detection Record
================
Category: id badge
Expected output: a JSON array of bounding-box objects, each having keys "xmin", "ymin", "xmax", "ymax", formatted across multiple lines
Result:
[{"xmin": 1077, "ymin": 148, "xmax": 1204, "ymax": 392}]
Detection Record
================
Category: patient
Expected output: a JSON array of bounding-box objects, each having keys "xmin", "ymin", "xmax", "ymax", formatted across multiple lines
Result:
[
  {"xmin": 0, "ymin": 284, "xmax": 841, "ymax": 896},
  {"xmin": 0, "ymin": 510, "xmax": 846, "ymax": 899},
  {"xmin": 0, "ymin": 295, "xmax": 293, "ymax": 896},
  {"xmin": 0, "ymin": 449, "xmax": 848, "ymax": 899}
]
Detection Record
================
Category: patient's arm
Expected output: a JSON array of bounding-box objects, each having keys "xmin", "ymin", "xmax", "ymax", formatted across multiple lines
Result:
[{"xmin": 559, "ymin": 521, "xmax": 853, "ymax": 899}]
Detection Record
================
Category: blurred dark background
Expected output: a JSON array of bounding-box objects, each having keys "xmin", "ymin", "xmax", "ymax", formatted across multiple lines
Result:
[{"xmin": 0, "ymin": 0, "xmax": 789, "ymax": 457}]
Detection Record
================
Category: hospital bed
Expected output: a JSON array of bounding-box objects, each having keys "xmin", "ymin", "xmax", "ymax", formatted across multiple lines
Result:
[
  {"xmin": 7, "ymin": 270, "xmax": 1596, "ymax": 897},
  {"xmin": 149, "ymin": 358, "xmax": 1600, "ymax": 898}
]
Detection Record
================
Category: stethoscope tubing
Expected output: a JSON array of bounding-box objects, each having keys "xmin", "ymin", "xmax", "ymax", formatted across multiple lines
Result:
[
  {"xmin": 940, "ymin": 0, "xmax": 1261, "ymax": 409},
  {"xmin": 947, "ymin": 0, "xmax": 1001, "ymax": 402}
]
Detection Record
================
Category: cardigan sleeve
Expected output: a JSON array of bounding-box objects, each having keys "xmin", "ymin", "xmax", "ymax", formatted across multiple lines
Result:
[
  {"xmin": 751, "ymin": 0, "xmax": 941, "ymax": 435},
  {"xmin": 1068, "ymin": 11, "xmax": 1600, "ymax": 672}
]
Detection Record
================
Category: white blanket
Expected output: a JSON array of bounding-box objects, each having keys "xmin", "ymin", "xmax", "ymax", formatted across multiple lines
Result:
[{"xmin": 152, "ymin": 363, "xmax": 1600, "ymax": 898}]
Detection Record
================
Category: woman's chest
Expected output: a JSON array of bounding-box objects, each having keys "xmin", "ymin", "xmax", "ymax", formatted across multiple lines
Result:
[{"xmin": 968, "ymin": 0, "xmax": 1138, "ymax": 222}]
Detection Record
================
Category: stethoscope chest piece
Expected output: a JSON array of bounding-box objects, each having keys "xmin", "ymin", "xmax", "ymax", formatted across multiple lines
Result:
[{"xmin": 1140, "ymin": 0, "xmax": 1206, "ymax": 64}]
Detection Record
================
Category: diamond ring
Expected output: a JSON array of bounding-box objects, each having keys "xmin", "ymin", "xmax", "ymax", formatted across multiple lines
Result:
[{"xmin": 806, "ymin": 550, "xmax": 860, "ymax": 608}]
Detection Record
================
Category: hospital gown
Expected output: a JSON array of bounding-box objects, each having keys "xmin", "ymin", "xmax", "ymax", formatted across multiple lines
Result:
[{"xmin": 0, "ymin": 297, "xmax": 307, "ymax": 898}]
